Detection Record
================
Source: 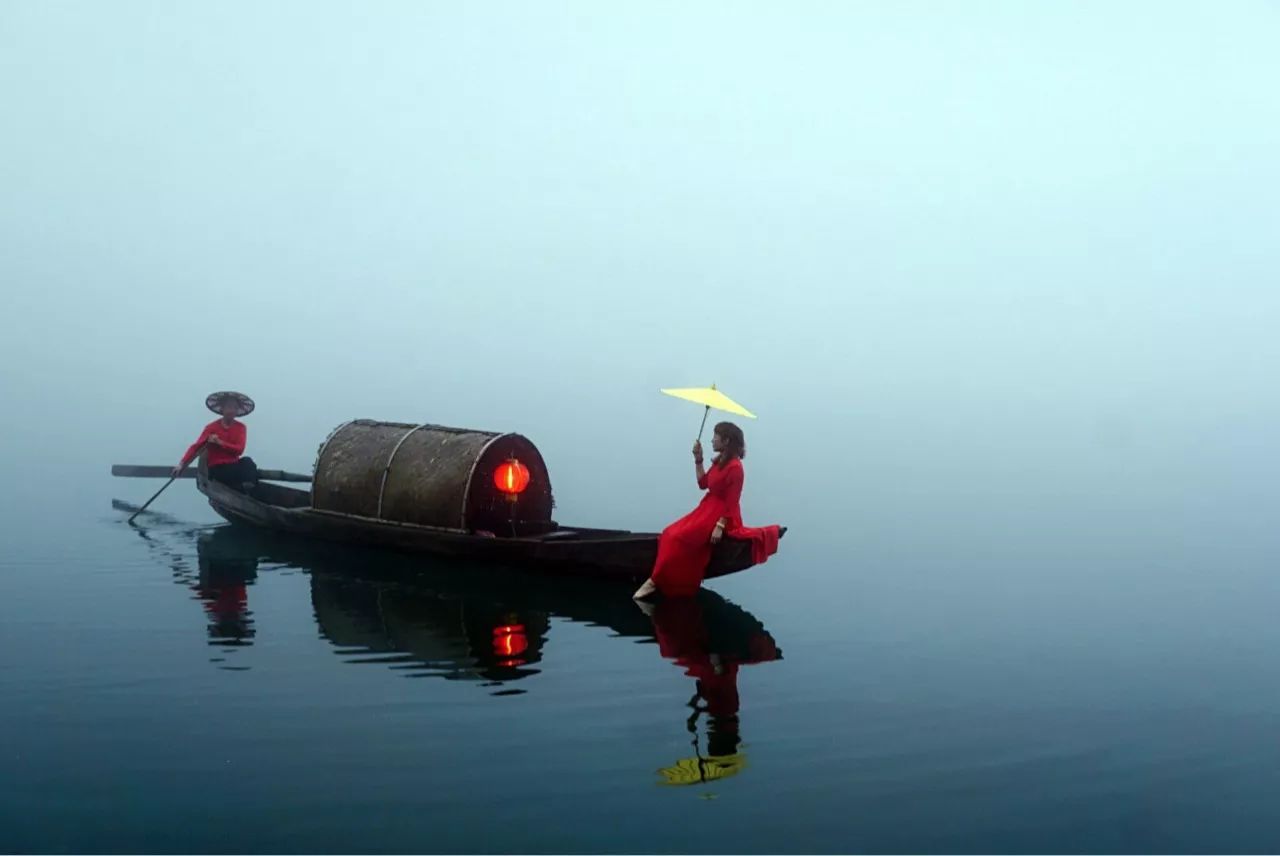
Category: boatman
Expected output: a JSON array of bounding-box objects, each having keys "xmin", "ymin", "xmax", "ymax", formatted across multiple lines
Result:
[{"xmin": 172, "ymin": 391, "xmax": 259, "ymax": 490}]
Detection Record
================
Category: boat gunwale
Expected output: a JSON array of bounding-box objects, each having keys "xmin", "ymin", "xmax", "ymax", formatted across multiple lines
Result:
[{"xmin": 200, "ymin": 477, "xmax": 661, "ymax": 545}]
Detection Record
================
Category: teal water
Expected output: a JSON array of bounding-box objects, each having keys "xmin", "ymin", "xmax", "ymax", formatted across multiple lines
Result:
[{"xmin": 4, "ymin": 465, "xmax": 1280, "ymax": 854}]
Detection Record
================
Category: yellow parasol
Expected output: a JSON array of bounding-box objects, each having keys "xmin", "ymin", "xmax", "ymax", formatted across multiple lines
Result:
[
  {"xmin": 657, "ymin": 752, "xmax": 747, "ymax": 786},
  {"xmin": 660, "ymin": 384, "xmax": 756, "ymax": 441}
]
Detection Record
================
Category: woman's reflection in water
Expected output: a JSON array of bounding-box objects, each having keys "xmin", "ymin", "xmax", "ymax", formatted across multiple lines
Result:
[
  {"xmin": 192, "ymin": 531, "xmax": 257, "ymax": 649},
  {"xmin": 122, "ymin": 519, "xmax": 259, "ymax": 664},
  {"xmin": 645, "ymin": 594, "xmax": 782, "ymax": 786}
]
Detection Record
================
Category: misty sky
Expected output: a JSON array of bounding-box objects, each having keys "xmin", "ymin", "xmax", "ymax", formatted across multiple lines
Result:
[{"xmin": 2, "ymin": 2, "xmax": 1277, "ymax": 545}]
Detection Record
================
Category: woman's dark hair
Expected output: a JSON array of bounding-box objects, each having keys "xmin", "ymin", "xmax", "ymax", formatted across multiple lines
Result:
[{"xmin": 713, "ymin": 421, "xmax": 746, "ymax": 463}]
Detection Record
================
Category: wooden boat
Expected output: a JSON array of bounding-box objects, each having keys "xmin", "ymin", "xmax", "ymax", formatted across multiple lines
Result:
[
  {"xmin": 195, "ymin": 474, "xmax": 783, "ymax": 581},
  {"xmin": 114, "ymin": 419, "xmax": 785, "ymax": 582}
]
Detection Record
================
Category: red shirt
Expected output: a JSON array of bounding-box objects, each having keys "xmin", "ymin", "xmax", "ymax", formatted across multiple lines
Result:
[{"xmin": 181, "ymin": 419, "xmax": 247, "ymax": 468}]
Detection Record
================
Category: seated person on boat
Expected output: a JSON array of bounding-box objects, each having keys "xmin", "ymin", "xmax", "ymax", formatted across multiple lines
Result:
[
  {"xmin": 633, "ymin": 422, "xmax": 781, "ymax": 600},
  {"xmin": 173, "ymin": 391, "xmax": 259, "ymax": 490}
]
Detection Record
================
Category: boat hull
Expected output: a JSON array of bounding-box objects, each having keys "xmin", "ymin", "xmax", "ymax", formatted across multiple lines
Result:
[{"xmin": 199, "ymin": 476, "xmax": 778, "ymax": 582}]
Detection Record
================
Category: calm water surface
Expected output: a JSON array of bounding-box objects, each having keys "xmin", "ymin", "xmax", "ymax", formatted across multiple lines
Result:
[{"xmin": 3, "ymin": 465, "xmax": 1280, "ymax": 854}]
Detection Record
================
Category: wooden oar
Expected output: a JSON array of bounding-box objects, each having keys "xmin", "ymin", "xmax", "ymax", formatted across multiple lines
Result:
[
  {"xmin": 114, "ymin": 465, "xmax": 201, "ymax": 480},
  {"xmin": 112, "ymin": 464, "xmax": 312, "ymax": 483},
  {"xmin": 126, "ymin": 442, "xmax": 205, "ymax": 524},
  {"xmin": 126, "ymin": 440, "xmax": 221, "ymax": 522},
  {"xmin": 127, "ymin": 476, "xmax": 181, "ymax": 524}
]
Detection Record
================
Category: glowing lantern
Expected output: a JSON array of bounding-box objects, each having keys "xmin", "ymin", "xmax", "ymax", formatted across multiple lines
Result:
[
  {"xmin": 492, "ymin": 624, "xmax": 529, "ymax": 659},
  {"xmin": 493, "ymin": 458, "xmax": 531, "ymax": 497}
]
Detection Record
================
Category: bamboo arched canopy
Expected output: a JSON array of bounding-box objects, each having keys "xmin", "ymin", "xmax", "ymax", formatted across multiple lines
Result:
[{"xmin": 311, "ymin": 420, "xmax": 553, "ymax": 534}]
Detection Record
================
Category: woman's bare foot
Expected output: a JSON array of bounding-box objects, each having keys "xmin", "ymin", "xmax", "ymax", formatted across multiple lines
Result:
[{"xmin": 632, "ymin": 578, "xmax": 658, "ymax": 600}]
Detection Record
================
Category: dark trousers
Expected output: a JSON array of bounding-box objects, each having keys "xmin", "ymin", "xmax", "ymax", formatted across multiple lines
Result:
[{"xmin": 209, "ymin": 457, "xmax": 259, "ymax": 490}]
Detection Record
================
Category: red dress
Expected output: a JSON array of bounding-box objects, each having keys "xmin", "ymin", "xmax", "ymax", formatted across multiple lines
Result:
[{"xmin": 650, "ymin": 458, "xmax": 781, "ymax": 597}]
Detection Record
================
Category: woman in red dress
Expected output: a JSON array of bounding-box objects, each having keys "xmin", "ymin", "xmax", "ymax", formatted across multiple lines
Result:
[{"xmin": 633, "ymin": 422, "xmax": 778, "ymax": 599}]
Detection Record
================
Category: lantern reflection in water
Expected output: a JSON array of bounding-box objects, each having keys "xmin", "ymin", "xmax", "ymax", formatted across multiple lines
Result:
[{"xmin": 492, "ymin": 623, "xmax": 529, "ymax": 666}]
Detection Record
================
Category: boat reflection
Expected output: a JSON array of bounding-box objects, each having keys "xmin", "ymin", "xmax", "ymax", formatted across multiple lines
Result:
[
  {"xmin": 310, "ymin": 573, "xmax": 551, "ymax": 685},
  {"xmin": 189, "ymin": 525, "xmax": 783, "ymax": 780}
]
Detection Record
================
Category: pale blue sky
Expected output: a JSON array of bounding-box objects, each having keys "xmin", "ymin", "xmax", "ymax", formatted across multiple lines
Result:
[{"xmin": 1, "ymin": 2, "xmax": 1277, "ymax": 536}]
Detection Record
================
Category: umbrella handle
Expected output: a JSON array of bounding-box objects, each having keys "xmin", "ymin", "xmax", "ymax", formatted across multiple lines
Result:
[{"xmin": 697, "ymin": 406, "xmax": 710, "ymax": 442}]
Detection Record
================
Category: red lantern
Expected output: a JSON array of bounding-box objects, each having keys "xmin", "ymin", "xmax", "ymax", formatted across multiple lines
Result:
[
  {"xmin": 493, "ymin": 458, "xmax": 531, "ymax": 497},
  {"xmin": 492, "ymin": 624, "xmax": 529, "ymax": 658}
]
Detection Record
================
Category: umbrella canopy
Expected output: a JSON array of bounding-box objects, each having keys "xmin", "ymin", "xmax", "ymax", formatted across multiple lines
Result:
[
  {"xmin": 660, "ymin": 384, "xmax": 755, "ymax": 440},
  {"xmin": 660, "ymin": 385, "xmax": 755, "ymax": 419}
]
